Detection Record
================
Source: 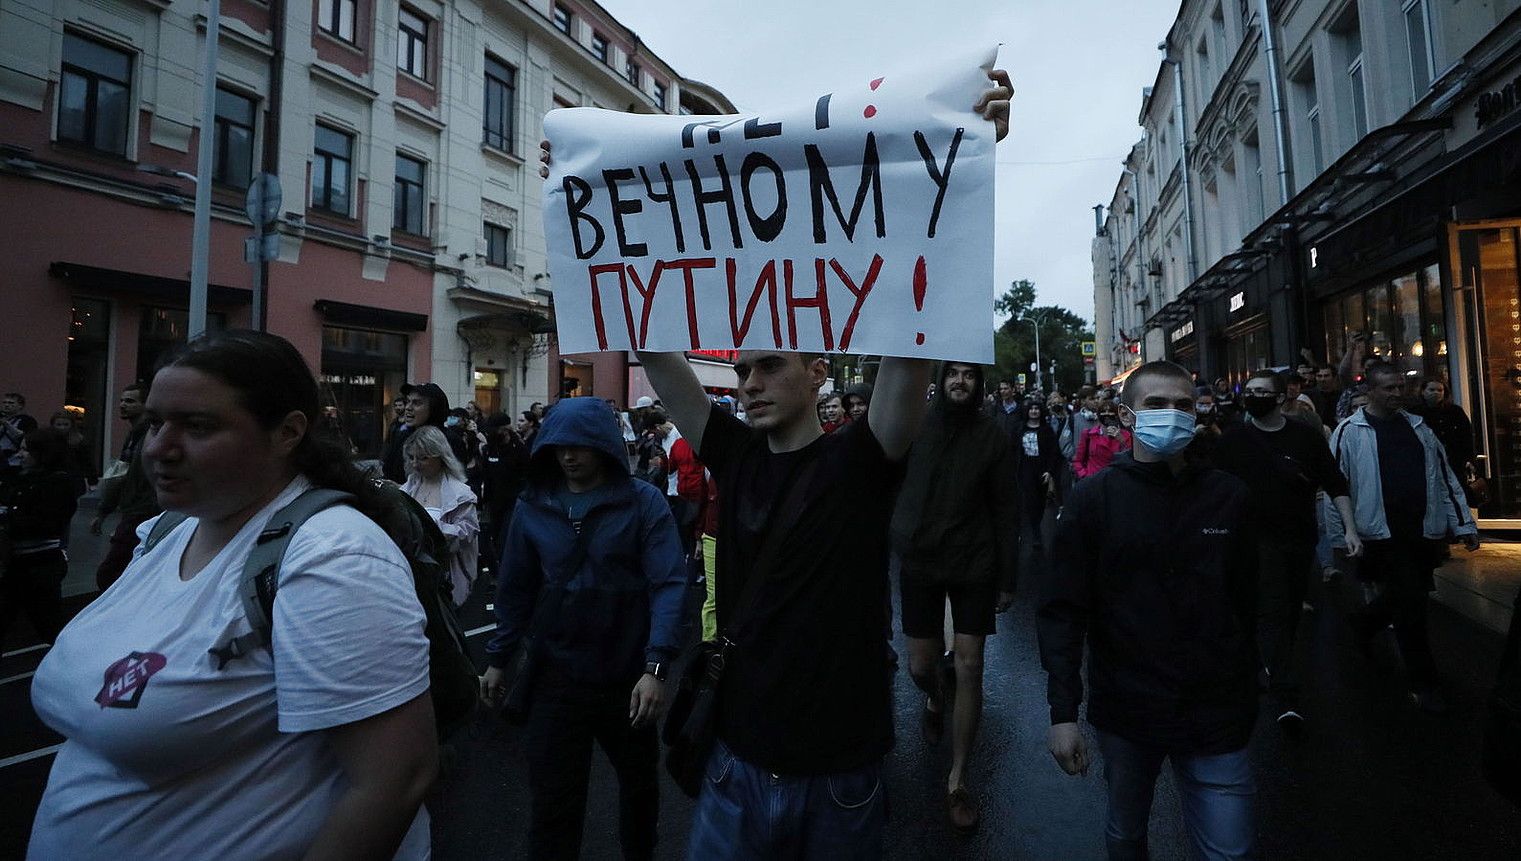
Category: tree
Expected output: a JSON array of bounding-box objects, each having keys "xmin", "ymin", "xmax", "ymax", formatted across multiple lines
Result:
[{"xmin": 992, "ymin": 280, "xmax": 1094, "ymax": 395}]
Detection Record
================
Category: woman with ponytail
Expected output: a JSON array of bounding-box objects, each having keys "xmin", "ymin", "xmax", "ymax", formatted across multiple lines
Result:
[{"xmin": 27, "ymin": 330, "xmax": 436, "ymax": 861}]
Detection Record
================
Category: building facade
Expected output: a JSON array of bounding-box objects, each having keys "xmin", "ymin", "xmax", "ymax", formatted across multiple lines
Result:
[
  {"xmin": 1095, "ymin": 0, "xmax": 1521, "ymax": 523},
  {"xmin": 0, "ymin": 0, "xmax": 730, "ymax": 465}
]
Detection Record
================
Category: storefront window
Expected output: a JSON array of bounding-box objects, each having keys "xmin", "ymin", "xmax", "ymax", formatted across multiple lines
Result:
[
  {"xmin": 1392, "ymin": 273, "xmax": 1422, "ymax": 377},
  {"xmin": 1323, "ymin": 266, "xmax": 1448, "ymax": 384},
  {"xmin": 1225, "ymin": 324, "xmax": 1271, "ymax": 384},
  {"xmin": 65, "ymin": 298, "xmax": 111, "ymax": 470},
  {"xmin": 1420, "ymin": 263, "xmax": 1447, "ymax": 379},
  {"xmin": 138, "ymin": 307, "xmax": 226, "ymax": 381},
  {"xmin": 320, "ymin": 326, "xmax": 408, "ymax": 459}
]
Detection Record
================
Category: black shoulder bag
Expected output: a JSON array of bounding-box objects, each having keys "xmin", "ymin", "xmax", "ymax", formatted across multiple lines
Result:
[
  {"xmin": 662, "ymin": 449, "xmax": 822, "ymax": 797},
  {"xmin": 501, "ymin": 511, "xmax": 600, "ymax": 725}
]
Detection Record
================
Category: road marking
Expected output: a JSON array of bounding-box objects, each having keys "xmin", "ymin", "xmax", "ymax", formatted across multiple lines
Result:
[
  {"xmin": 465, "ymin": 624, "xmax": 494, "ymax": 638},
  {"xmin": 2, "ymin": 644, "xmax": 49, "ymax": 658},
  {"xmin": 0, "ymin": 671, "xmax": 36, "ymax": 686},
  {"xmin": 0, "ymin": 744, "xmax": 63, "ymax": 770}
]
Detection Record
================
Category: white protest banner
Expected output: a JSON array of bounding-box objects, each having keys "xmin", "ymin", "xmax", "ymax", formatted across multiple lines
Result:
[{"xmin": 541, "ymin": 47, "xmax": 998, "ymax": 362}]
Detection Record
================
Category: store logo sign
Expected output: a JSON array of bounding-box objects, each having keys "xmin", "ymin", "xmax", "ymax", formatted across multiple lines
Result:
[
  {"xmin": 1229, "ymin": 292, "xmax": 1246, "ymax": 313},
  {"xmin": 1476, "ymin": 73, "xmax": 1521, "ymax": 130},
  {"xmin": 1170, "ymin": 321, "xmax": 1194, "ymax": 343}
]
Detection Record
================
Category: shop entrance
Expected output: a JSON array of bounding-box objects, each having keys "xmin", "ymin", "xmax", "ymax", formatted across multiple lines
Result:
[{"xmin": 1453, "ymin": 222, "xmax": 1521, "ymax": 519}]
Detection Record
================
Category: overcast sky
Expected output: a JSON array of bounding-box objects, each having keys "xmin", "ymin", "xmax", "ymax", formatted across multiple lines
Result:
[{"xmin": 595, "ymin": 0, "xmax": 1180, "ymax": 326}]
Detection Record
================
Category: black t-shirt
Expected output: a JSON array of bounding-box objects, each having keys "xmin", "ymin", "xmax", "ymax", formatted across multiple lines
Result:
[
  {"xmin": 1215, "ymin": 418, "xmax": 1350, "ymax": 545},
  {"xmin": 1367, "ymin": 411, "xmax": 1426, "ymax": 538},
  {"xmin": 699, "ymin": 404, "xmax": 903, "ymax": 775}
]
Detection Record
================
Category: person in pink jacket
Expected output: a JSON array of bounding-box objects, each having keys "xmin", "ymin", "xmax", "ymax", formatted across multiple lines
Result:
[{"xmin": 1073, "ymin": 403, "xmax": 1133, "ymax": 479}]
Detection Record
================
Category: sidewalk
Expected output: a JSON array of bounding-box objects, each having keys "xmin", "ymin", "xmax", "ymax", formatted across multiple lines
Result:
[{"xmin": 1433, "ymin": 539, "xmax": 1520, "ymax": 635}]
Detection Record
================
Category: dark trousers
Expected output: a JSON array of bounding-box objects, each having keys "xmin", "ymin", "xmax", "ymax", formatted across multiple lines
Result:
[
  {"xmin": 0, "ymin": 550, "xmax": 66, "ymax": 646},
  {"xmin": 1256, "ymin": 540, "xmax": 1314, "ymax": 709},
  {"xmin": 1360, "ymin": 537, "xmax": 1440, "ymax": 689},
  {"xmin": 95, "ymin": 514, "xmax": 149, "ymax": 592},
  {"xmin": 522, "ymin": 684, "xmax": 659, "ymax": 861}
]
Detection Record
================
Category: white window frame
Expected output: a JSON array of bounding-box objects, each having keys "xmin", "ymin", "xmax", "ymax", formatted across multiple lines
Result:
[
  {"xmin": 1403, "ymin": 0, "xmax": 1436, "ymax": 97},
  {"xmin": 397, "ymin": 8, "xmax": 429, "ymax": 80},
  {"xmin": 318, "ymin": 0, "xmax": 357, "ymax": 43}
]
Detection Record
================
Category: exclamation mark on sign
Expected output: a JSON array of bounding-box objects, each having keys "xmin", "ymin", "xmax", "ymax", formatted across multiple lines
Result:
[
  {"xmin": 864, "ymin": 77, "xmax": 884, "ymax": 118},
  {"xmin": 913, "ymin": 256, "xmax": 927, "ymax": 346}
]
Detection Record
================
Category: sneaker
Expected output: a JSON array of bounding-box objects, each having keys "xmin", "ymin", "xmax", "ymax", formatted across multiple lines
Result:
[
  {"xmin": 1276, "ymin": 709, "xmax": 1306, "ymax": 737},
  {"xmin": 946, "ymin": 787, "xmax": 981, "ymax": 834}
]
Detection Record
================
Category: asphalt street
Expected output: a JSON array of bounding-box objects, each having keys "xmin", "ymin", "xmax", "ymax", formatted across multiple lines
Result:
[{"xmin": 3, "ymin": 523, "xmax": 1521, "ymax": 859}]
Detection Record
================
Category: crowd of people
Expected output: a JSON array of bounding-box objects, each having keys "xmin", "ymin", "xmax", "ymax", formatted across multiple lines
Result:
[{"xmin": 2, "ymin": 66, "xmax": 1512, "ymax": 861}]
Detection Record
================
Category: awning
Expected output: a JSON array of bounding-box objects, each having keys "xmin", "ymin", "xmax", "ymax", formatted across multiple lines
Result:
[
  {"xmin": 49, "ymin": 261, "xmax": 251, "ymax": 306},
  {"xmin": 313, "ymin": 299, "xmax": 428, "ymax": 332}
]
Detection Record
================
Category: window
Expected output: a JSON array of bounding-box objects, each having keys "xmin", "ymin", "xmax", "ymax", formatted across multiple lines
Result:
[
  {"xmin": 397, "ymin": 8, "xmax": 428, "ymax": 79},
  {"xmin": 1211, "ymin": 5, "xmax": 1227, "ymax": 55},
  {"xmin": 653, "ymin": 81, "xmax": 667, "ymax": 110},
  {"xmin": 1332, "ymin": 9, "xmax": 1367, "ymax": 141},
  {"xmin": 1241, "ymin": 131, "xmax": 1264, "ymax": 229},
  {"xmin": 1404, "ymin": 0, "xmax": 1434, "ymax": 96},
  {"xmin": 484, "ymin": 222, "xmax": 512, "ymax": 267},
  {"xmin": 318, "ymin": 0, "xmax": 357, "ymax": 43},
  {"xmin": 58, "ymin": 33, "xmax": 132, "ymax": 156},
  {"xmin": 483, "ymin": 56, "xmax": 516, "ymax": 152},
  {"xmin": 591, "ymin": 32, "xmax": 609, "ymax": 64},
  {"xmin": 626, "ymin": 58, "xmax": 640, "ymax": 87},
  {"xmin": 1196, "ymin": 37, "xmax": 1212, "ymax": 107},
  {"xmin": 311, "ymin": 124, "xmax": 353, "ymax": 215},
  {"xmin": 393, "ymin": 153, "xmax": 425, "ymax": 234},
  {"xmin": 1348, "ymin": 56, "xmax": 1368, "ymax": 140},
  {"xmin": 1293, "ymin": 62, "xmax": 1323, "ymax": 176},
  {"xmin": 212, "ymin": 88, "xmax": 255, "ymax": 189},
  {"xmin": 552, "ymin": 3, "xmax": 572, "ymax": 35}
]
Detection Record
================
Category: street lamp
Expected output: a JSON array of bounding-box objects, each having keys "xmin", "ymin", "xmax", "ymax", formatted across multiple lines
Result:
[{"xmin": 1018, "ymin": 308, "xmax": 1052, "ymax": 392}]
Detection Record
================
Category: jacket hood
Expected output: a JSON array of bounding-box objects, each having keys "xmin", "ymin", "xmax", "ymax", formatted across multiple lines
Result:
[
  {"xmin": 401, "ymin": 382, "xmax": 449, "ymax": 429},
  {"xmin": 931, "ymin": 362, "xmax": 988, "ymax": 420},
  {"xmin": 528, "ymin": 397, "xmax": 631, "ymax": 485}
]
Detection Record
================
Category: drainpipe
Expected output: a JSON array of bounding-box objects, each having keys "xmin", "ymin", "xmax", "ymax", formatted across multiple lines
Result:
[
  {"xmin": 1163, "ymin": 48, "xmax": 1199, "ymax": 285},
  {"xmin": 1121, "ymin": 167, "xmax": 1148, "ymax": 306},
  {"xmin": 1256, "ymin": 0, "xmax": 1292, "ymax": 205},
  {"xmin": 258, "ymin": 0, "xmax": 285, "ymax": 333}
]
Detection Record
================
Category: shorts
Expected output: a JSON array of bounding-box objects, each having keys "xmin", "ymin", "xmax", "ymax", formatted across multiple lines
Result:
[{"xmin": 899, "ymin": 572, "xmax": 997, "ymax": 638}]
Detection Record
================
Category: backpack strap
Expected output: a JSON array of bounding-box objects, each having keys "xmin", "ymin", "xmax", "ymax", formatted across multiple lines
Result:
[
  {"xmin": 141, "ymin": 512, "xmax": 191, "ymax": 554},
  {"xmin": 208, "ymin": 488, "xmax": 354, "ymax": 671}
]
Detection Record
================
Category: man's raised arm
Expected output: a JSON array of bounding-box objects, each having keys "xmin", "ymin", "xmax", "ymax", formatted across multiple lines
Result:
[
  {"xmin": 635, "ymin": 351, "xmax": 714, "ymax": 453},
  {"xmin": 866, "ymin": 357, "xmax": 933, "ymax": 461}
]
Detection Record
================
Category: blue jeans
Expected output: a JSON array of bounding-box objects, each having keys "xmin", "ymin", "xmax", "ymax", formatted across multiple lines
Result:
[
  {"xmin": 1097, "ymin": 731, "xmax": 1258, "ymax": 861},
  {"xmin": 686, "ymin": 739, "xmax": 886, "ymax": 860}
]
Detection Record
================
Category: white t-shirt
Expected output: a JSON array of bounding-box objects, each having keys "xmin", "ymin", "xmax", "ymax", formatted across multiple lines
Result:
[{"xmin": 28, "ymin": 477, "xmax": 432, "ymax": 861}]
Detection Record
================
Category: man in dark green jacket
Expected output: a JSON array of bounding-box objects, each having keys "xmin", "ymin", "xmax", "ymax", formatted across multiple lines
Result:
[{"xmin": 890, "ymin": 361, "xmax": 1020, "ymax": 834}]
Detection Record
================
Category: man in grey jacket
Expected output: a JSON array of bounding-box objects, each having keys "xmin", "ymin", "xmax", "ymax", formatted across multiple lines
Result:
[{"xmin": 1327, "ymin": 362, "xmax": 1479, "ymax": 712}]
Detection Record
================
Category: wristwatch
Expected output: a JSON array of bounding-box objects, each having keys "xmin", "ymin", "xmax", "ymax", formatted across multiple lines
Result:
[{"xmin": 644, "ymin": 661, "xmax": 668, "ymax": 682}]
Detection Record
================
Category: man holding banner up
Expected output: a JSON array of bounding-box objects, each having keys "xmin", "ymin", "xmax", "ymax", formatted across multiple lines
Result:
[{"xmin": 540, "ymin": 51, "xmax": 1010, "ymax": 857}]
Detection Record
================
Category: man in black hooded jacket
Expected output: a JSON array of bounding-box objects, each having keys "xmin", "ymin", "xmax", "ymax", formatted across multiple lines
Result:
[
  {"xmin": 1039, "ymin": 360, "xmax": 1260, "ymax": 860},
  {"xmin": 890, "ymin": 361, "xmax": 1019, "ymax": 833}
]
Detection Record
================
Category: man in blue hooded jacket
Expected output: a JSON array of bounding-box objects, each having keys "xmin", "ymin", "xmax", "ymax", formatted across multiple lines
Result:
[{"xmin": 480, "ymin": 397, "xmax": 687, "ymax": 861}]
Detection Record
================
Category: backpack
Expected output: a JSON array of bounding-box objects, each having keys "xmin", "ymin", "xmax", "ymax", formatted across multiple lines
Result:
[{"xmin": 143, "ymin": 481, "xmax": 480, "ymax": 741}]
